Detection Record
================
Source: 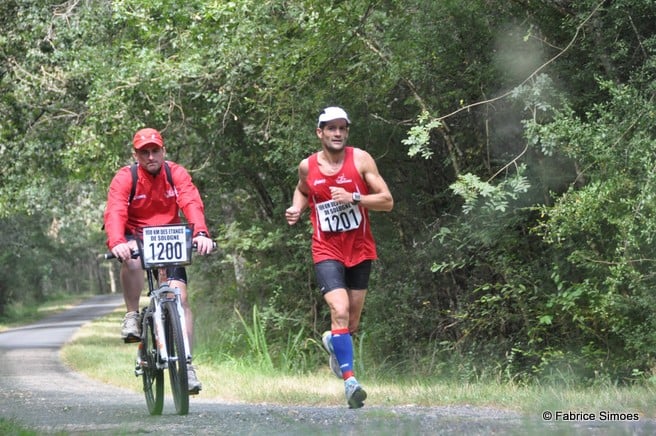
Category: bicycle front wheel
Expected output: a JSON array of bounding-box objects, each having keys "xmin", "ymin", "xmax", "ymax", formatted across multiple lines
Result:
[
  {"xmin": 162, "ymin": 300, "xmax": 189, "ymax": 415},
  {"xmin": 141, "ymin": 310, "xmax": 164, "ymax": 415}
]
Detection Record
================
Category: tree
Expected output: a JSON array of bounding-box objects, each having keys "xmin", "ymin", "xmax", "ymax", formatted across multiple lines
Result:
[{"xmin": 3, "ymin": 0, "xmax": 656, "ymax": 381}]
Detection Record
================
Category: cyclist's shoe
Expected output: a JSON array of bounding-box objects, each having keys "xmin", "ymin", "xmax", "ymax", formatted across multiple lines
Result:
[
  {"xmin": 187, "ymin": 364, "xmax": 202, "ymax": 395},
  {"xmin": 344, "ymin": 376, "xmax": 367, "ymax": 409},
  {"xmin": 321, "ymin": 331, "xmax": 342, "ymax": 379},
  {"xmin": 121, "ymin": 311, "xmax": 140, "ymax": 343}
]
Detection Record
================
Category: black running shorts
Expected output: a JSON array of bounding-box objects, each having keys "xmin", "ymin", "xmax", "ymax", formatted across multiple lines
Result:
[{"xmin": 314, "ymin": 259, "xmax": 372, "ymax": 294}]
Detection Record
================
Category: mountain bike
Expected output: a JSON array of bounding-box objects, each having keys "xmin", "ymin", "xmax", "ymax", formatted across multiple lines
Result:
[{"xmin": 105, "ymin": 223, "xmax": 208, "ymax": 415}]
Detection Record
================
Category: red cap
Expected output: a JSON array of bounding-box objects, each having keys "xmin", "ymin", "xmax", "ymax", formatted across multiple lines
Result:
[{"xmin": 132, "ymin": 128, "xmax": 163, "ymax": 149}]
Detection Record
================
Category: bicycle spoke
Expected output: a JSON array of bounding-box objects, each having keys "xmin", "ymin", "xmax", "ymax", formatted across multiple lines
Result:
[
  {"xmin": 141, "ymin": 310, "xmax": 163, "ymax": 415},
  {"xmin": 163, "ymin": 301, "xmax": 189, "ymax": 415}
]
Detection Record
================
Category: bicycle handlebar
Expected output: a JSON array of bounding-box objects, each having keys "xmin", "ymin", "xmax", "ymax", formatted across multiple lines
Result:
[
  {"xmin": 103, "ymin": 250, "xmax": 139, "ymax": 261},
  {"xmin": 103, "ymin": 242, "xmax": 216, "ymax": 260}
]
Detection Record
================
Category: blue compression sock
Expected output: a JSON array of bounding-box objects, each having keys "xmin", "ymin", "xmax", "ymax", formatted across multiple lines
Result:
[{"xmin": 331, "ymin": 328, "xmax": 354, "ymax": 379}]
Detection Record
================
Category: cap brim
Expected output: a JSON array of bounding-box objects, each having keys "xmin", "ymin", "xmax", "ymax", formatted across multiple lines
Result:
[{"xmin": 133, "ymin": 141, "xmax": 163, "ymax": 150}]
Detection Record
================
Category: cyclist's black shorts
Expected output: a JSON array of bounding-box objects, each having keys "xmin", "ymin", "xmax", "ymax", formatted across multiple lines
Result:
[
  {"xmin": 164, "ymin": 266, "xmax": 187, "ymax": 283},
  {"xmin": 126, "ymin": 234, "xmax": 188, "ymax": 283},
  {"xmin": 314, "ymin": 260, "xmax": 372, "ymax": 294}
]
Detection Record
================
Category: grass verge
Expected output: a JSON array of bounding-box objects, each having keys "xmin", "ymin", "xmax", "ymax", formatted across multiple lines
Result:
[
  {"xmin": 0, "ymin": 418, "xmax": 39, "ymax": 436},
  {"xmin": 59, "ymin": 305, "xmax": 656, "ymax": 417},
  {"xmin": 0, "ymin": 293, "xmax": 92, "ymax": 332}
]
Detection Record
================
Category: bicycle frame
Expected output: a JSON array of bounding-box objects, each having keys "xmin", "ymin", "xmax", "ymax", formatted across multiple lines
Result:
[
  {"xmin": 134, "ymin": 223, "xmax": 195, "ymax": 367},
  {"xmin": 143, "ymin": 276, "xmax": 192, "ymax": 371}
]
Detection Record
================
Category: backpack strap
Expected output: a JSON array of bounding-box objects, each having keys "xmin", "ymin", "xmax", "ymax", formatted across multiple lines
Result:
[
  {"xmin": 128, "ymin": 163, "xmax": 138, "ymax": 205},
  {"xmin": 163, "ymin": 161, "xmax": 176, "ymax": 196},
  {"xmin": 128, "ymin": 161, "xmax": 176, "ymax": 205}
]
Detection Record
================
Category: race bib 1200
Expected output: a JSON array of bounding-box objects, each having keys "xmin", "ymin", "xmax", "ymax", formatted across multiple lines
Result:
[{"xmin": 141, "ymin": 224, "xmax": 192, "ymax": 267}]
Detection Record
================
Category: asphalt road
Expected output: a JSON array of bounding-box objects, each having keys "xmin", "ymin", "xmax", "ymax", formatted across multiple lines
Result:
[{"xmin": 1, "ymin": 294, "xmax": 654, "ymax": 435}]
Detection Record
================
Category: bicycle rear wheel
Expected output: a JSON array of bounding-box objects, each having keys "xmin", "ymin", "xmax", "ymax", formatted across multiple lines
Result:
[
  {"xmin": 141, "ymin": 310, "xmax": 164, "ymax": 415},
  {"xmin": 163, "ymin": 300, "xmax": 189, "ymax": 415}
]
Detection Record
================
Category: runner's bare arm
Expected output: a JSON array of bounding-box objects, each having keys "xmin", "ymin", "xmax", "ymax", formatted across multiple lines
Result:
[
  {"xmin": 285, "ymin": 159, "xmax": 310, "ymax": 225},
  {"xmin": 356, "ymin": 149, "xmax": 393, "ymax": 212}
]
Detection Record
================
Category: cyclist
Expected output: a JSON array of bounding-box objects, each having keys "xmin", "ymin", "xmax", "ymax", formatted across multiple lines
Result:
[
  {"xmin": 103, "ymin": 127, "xmax": 213, "ymax": 393},
  {"xmin": 285, "ymin": 107, "xmax": 394, "ymax": 408}
]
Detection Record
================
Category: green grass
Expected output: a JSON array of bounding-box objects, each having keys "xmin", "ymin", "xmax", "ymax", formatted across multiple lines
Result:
[
  {"xmin": 0, "ymin": 417, "xmax": 69, "ymax": 436},
  {"xmin": 0, "ymin": 293, "xmax": 91, "ymax": 332},
  {"xmin": 57, "ymin": 305, "xmax": 656, "ymax": 417},
  {"xmin": 0, "ymin": 418, "xmax": 39, "ymax": 436}
]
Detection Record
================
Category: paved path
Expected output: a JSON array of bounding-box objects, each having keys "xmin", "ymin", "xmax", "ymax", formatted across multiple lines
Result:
[{"xmin": 1, "ymin": 294, "xmax": 653, "ymax": 435}]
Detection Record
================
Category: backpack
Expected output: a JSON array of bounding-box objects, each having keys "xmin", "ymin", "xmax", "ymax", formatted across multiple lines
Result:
[{"xmin": 127, "ymin": 161, "xmax": 176, "ymax": 204}]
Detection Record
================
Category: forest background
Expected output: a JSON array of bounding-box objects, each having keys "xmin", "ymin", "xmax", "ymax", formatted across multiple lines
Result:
[{"xmin": 2, "ymin": 0, "xmax": 656, "ymax": 385}]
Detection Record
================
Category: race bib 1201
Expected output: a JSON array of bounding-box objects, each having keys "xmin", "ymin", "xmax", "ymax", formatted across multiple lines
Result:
[{"xmin": 316, "ymin": 200, "xmax": 362, "ymax": 232}]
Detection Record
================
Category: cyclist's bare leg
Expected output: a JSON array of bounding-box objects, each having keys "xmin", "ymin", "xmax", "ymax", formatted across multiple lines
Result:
[{"xmin": 121, "ymin": 258, "xmax": 144, "ymax": 313}]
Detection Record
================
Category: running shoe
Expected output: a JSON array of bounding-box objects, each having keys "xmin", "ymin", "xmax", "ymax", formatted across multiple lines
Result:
[
  {"xmin": 187, "ymin": 364, "xmax": 202, "ymax": 394},
  {"xmin": 121, "ymin": 311, "xmax": 140, "ymax": 343},
  {"xmin": 321, "ymin": 331, "xmax": 342, "ymax": 379},
  {"xmin": 344, "ymin": 376, "xmax": 367, "ymax": 409}
]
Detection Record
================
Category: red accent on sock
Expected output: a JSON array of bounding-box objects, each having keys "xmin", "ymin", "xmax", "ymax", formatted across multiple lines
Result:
[
  {"xmin": 342, "ymin": 370, "xmax": 354, "ymax": 380},
  {"xmin": 332, "ymin": 328, "xmax": 349, "ymax": 335}
]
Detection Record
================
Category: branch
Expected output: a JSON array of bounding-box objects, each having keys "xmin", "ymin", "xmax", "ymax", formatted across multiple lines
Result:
[
  {"xmin": 356, "ymin": 33, "xmax": 428, "ymax": 113},
  {"xmin": 434, "ymin": 0, "xmax": 606, "ymax": 123},
  {"xmin": 355, "ymin": 30, "xmax": 461, "ymax": 174},
  {"xmin": 487, "ymin": 143, "xmax": 529, "ymax": 183}
]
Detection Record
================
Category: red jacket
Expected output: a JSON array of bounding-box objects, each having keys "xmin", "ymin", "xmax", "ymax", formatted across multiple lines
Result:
[{"xmin": 103, "ymin": 161, "xmax": 209, "ymax": 250}]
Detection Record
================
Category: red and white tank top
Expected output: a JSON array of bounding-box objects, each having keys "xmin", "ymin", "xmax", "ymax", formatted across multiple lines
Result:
[{"xmin": 306, "ymin": 147, "xmax": 377, "ymax": 266}]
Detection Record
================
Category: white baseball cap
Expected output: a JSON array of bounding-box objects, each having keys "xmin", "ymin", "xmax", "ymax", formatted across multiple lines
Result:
[{"xmin": 317, "ymin": 106, "xmax": 351, "ymax": 127}]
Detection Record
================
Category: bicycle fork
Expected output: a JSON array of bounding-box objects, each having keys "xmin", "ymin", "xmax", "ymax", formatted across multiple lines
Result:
[
  {"xmin": 172, "ymin": 288, "xmax": 193, "ymax": 366},
  {"xmin": 135, "ymin": 285, "xmax": 193, "ymax": 375}
]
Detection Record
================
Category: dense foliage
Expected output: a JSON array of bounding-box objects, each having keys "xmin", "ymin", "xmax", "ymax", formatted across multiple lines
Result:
[{"xmin": 2, "ymin": 0, "xmax": 656, "ymax": 384}]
